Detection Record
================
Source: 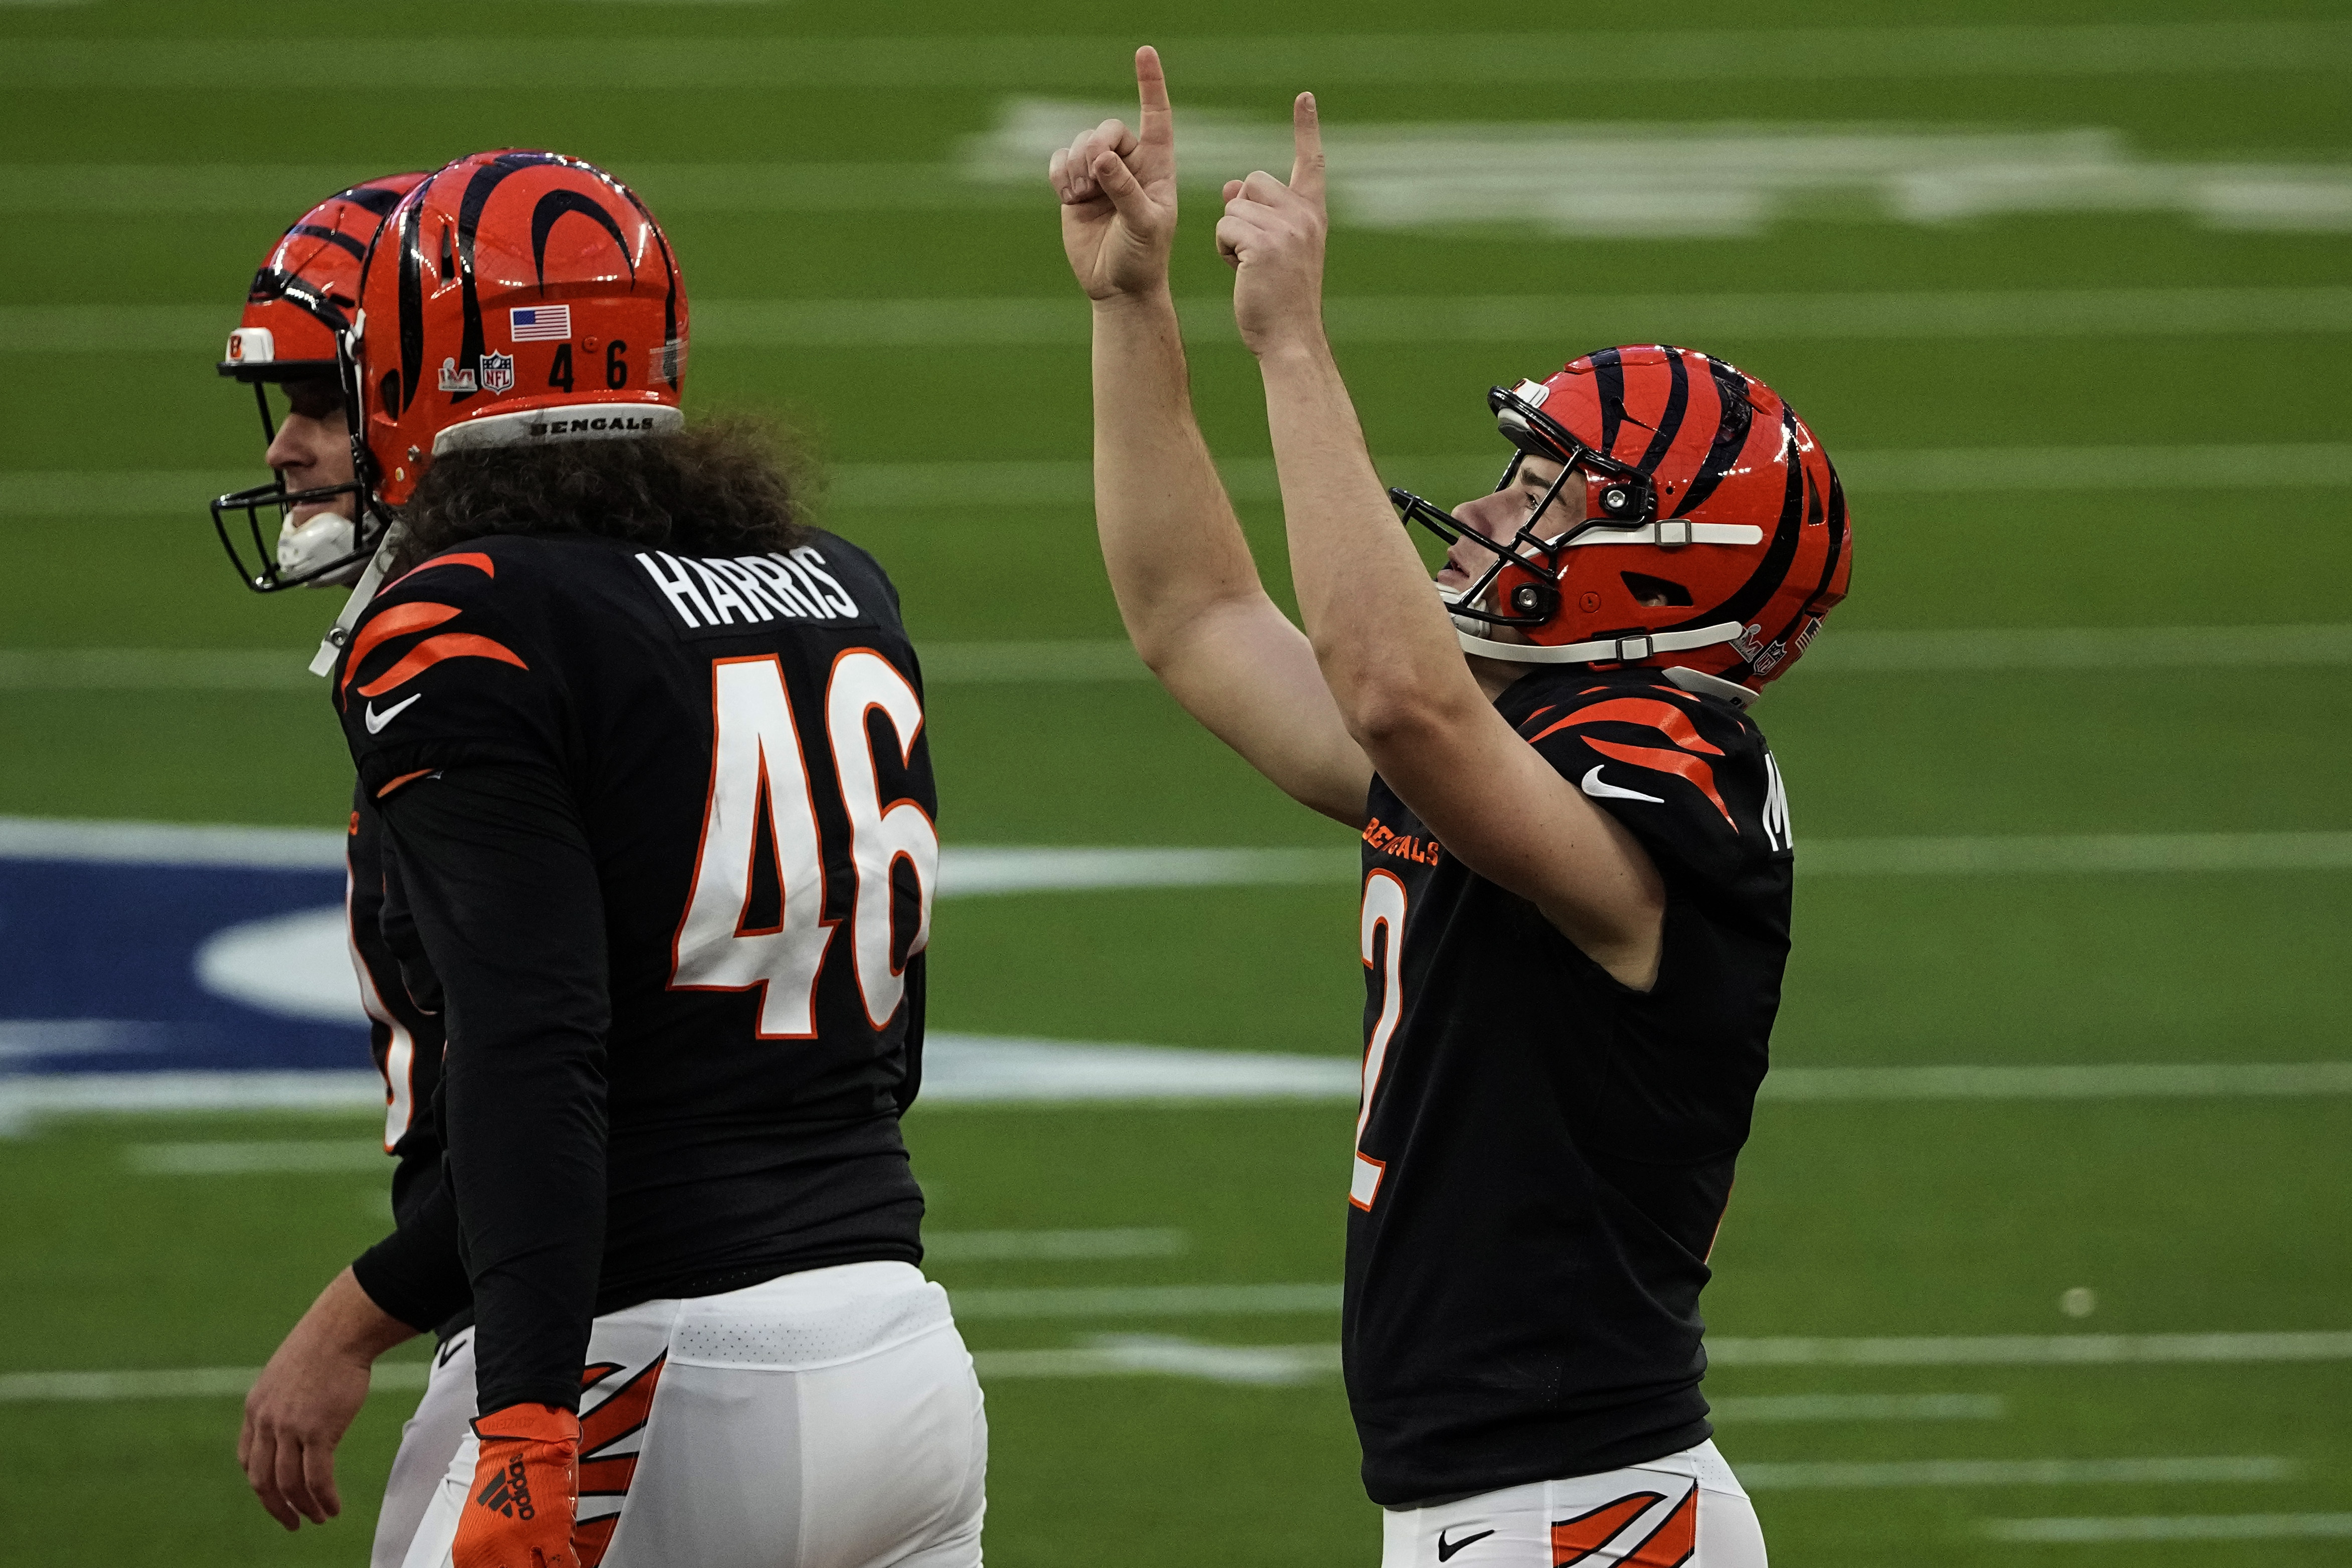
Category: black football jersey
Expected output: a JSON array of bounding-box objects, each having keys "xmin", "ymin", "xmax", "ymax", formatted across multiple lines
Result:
[
  {"xmin": 1343, "ymin": 667, "xmax": 1794, "ymax": 1506},
  {"xmin": 346, "ymin": 786, "xmax": 448, "ymax": 1225},
  {"xmin": 335, "ymin": 527, "xmax": 933, "ymax": 1412}
]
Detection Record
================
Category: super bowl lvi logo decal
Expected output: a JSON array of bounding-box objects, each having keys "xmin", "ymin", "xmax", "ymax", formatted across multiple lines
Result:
[{"xmin": 480, "ymin": 352, "xmax": 516, "ymax": 396}]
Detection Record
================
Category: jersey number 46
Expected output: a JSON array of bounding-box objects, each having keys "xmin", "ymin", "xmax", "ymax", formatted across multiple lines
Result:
[{"xmin": 671, "ymin": 651, "xmax": 935, "ymax": 1037}]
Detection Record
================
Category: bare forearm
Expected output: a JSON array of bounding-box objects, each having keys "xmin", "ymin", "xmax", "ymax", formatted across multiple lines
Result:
[
  {"xmin": 1258, "ymin": 341, "xmax": 1481, "ymax": 734},
  {"xmin": 1090, "ymin": 291, "xmax": 1267, "ymax": 660},
  {"xmin": 300, "ymin": 1267, "xmax": 418, "ymax": 1362}
]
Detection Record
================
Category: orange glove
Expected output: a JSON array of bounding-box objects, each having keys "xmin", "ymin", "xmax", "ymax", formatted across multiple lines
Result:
[{"xmin": 452, "ymin": 1403, "xmax": 581, "ymax": 1568}]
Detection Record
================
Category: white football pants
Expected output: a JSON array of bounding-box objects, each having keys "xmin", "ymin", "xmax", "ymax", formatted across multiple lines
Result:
[
  {"xmin": 373, "ymin": 1327, "xmax": 478, "ymax": 1568},
  {"xmin": 1380, "ymin": 1441, "xmax": 1765, "ymax": 1568},
  {"xmin": 388, "ymin": 1261, "xmax": 987, "ymax": 1568}
]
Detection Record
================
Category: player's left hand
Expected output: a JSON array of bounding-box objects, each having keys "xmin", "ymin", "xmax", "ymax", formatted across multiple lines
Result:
[
  {"xmin": 239, "ymin": 1267, "xmax": 413, "ymax": 1531},
  {"xmin": 1216, "ymin": 91, "xmax": 1328, "ymax": 359},
  {"xmin": 452, "ymin": 1403, "xmax": 582, "ymax": 1568}
]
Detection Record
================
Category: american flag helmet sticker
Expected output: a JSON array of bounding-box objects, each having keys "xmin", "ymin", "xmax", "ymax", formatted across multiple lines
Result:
[{"xmin": 510, "ymin": 305, "xmax": 572, "ymax": 342}]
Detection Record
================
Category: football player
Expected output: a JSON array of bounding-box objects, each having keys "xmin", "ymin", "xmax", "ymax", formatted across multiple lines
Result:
[
  {"xmin": 303, "ymin": 149, "xmax": 984, "ymax": 1568},
  {"xmin": 211, "ymin": 172, "xmax": 492, "ymax": 1568},
  {"xmin": 1052, "ymin": 52, "xmax": 1850, "ymax": 1567}
]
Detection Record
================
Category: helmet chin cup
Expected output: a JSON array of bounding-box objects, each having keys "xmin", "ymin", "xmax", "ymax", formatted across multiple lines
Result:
[
  {"xmin": 210, "ymin": 478, "xmax": 380, "ymax": 592},
  {"xmin": 275, "ymin": 510, "xmax": 367, "ymax": 587}
]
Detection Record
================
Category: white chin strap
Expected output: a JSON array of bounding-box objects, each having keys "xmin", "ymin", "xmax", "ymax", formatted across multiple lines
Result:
[
  {"xmin": 308, "ymin": 521, "xmax": 410, "ymax": 677},
  {"xmin": 1440, "ymin": 584, "xmax": 1757, "ymax": 705},
  {"xmin": 1452, "ymin": 617, "xmax": 1747, "ymax": 667}
]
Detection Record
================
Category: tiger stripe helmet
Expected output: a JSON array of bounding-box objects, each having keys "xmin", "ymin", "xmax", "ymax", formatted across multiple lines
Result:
[
  {"xmin": 210, "ymin": 173, "xmax": 428, "ymax": 595},
  {"xmin": 1392, "ymin": 345, "xmax": 1852, "ymax": 700},
  {"xmin": 220, "ymin": 173, "xmax": 428, "ymax": 384},
  {"xmin": 347, "ymin": 149, "xmax": 689, "ymax": 510}
]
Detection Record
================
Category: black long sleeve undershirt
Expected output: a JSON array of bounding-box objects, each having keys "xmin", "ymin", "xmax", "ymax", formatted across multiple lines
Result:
[{"xmin": 377, "ymin": 763, "xmax": 611, "ymax": 1415}]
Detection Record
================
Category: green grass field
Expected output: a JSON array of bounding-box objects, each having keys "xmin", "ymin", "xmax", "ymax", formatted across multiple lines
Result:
[{"xmin": 3, "ymin": 1, "xmax": 2349, "ymax": 1563}]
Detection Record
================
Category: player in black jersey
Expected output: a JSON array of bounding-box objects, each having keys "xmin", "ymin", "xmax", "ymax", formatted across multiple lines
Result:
[
  {"xmin": 208, "ymin": 175, "xmax": 491, "ymax": 1567},
  {"xmin": 245, "ymin": 151, "xmax": 986, "ymax": 1568},
  {"xmin": 1054, "ymin": 55, "xmax": 1850, "ymax": 1565}
]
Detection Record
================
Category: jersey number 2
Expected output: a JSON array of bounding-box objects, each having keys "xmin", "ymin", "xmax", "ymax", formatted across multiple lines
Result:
[
  {"xmin": 671, "ymin": 652, "xmax": 936, "ymax": 1037},
  {"xmin": 1352, "ymin": 870, "xmax": 1408, "ymax": 1210}
]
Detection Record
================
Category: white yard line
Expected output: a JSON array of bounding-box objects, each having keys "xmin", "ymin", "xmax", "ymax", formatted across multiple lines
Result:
[
  {"xmin": 1797, "ymin": 833, "xmax": 2352, "ymax": 876},
  {"xmin": 1762, "ymin": 1061, "xmax": 2352, "ymax": 1101},
  {"xmin": 6, "ymin": 445, "xmax": 2348, "ymax": 520},
  {"xmin": 947, "ymin": 1283, "xmax": 1343, "ymax": 1320},
  {"xmin": 3, "ymin": 624, "xmax": 2350, "ymax": 691},
  {"xmin": 0, "ymin": 1363, "xmax": 430, "ymax": 1402},
  {"xmin": 7, "ymin": 288, "xmax": 2350, "ymax": 361},
  {"xmin": 970, "ymin": 107, "xmax": 2352, "ymax": 238},
  {"xmin": 1984, "ymin": 1512, "xmax": 2352, "ymax": 1542},
  {"xmin": 1708, "ymin": 1331, "xmax": 2352, "ymax": 1366},
  {"xmin": 1710, "ymin": 1392, "xmax": 2004, "ymax": 1423},
  {"xmin": 11, "ymin": 1322, "xmax": 2352, "ymax": 1398},
  {"xmin": 12, "ymin": 816, "xmax": 2347, "ymax": 883},
  {"xmin": 976, "ymin": 1335, "xmax": 1342, "ymax": 1386},
  {"xmin": 12, "ymin": 1052, "xmax": 2352, "ymax": 1126},
  {"xmin": 1739, "ymin": 1456, "xmax": 2292, "ymax": 1490},
  {"xmin": 2, "ymin": 25, "xmax": 2346, "ymax": 90},
  {"xmin": 124, "ymin": 1139, "xmax": 387, "ymax": 1174}
]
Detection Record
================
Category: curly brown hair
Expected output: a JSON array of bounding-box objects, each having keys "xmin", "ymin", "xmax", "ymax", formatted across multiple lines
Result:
[{"xmin": 400, "ymin": 413, "xmax": 817, "ymax": 562}]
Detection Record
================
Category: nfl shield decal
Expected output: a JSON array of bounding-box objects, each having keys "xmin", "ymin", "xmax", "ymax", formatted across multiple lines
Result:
[{"xmin": 480, "ymin": 352, "xmax": 516, "ymax": 395}]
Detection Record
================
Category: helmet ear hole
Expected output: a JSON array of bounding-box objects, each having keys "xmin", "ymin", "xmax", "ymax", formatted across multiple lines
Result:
[{"xmin": 1621, "ymin": 571, "xmax": 1692, "ymax": 607}]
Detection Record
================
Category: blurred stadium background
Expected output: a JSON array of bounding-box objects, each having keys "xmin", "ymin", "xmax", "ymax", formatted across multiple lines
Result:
[{"xmin": 2, "ymin": 1, "xmax": 2347, "ymax": 1562}]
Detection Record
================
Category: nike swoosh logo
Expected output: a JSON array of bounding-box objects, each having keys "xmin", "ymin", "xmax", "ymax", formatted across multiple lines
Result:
[
  {"xmin": 1580, "ymin": 763, "xmax": 1664, "ymax": 804},
  {"xmin": 1436, "ymin": 1527, "xmax": 1494, "ymax": 1561},
  {"xmin": 365, "ymin": 693, "xmax": 424, "ymax": 734}
]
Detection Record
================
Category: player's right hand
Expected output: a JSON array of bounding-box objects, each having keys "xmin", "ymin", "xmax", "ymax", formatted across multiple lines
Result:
[
  {"xmin": 1049, "ymin": 44, "xmax": 1177, "ymax": 301},
  {"xmin": 452, "ymin": 1403, "xmax": 582, "ymax": 1568}
]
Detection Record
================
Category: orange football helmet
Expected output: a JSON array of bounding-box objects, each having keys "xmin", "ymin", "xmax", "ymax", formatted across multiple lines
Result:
[
  {"xmin": 211, "ymin": 173, "xmax": 427, "ymax": 591},
  {"xmin": 1391, "ymin": 346, "xmax": 1852, "ymax": 701},
  {"xmin": 344, "ymin": 149, "xmax": 688, "ymax": 513}
]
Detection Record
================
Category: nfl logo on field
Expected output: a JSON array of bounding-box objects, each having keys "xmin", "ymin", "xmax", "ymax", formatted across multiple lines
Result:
[{"xmin": 480, "ymin": 352, "xmax": 515, "ymax": 395}]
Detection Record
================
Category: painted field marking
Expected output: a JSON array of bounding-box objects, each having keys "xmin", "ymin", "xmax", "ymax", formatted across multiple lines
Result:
[
  {"xmin": 1710, "ymin": 1392, "xmax": 2004, "ymax": 1423},
  {"xmin": 1707, "ymin": 1331, "xmax": 2352, "ymax": 1366},
  {"xmin": 976, "ymin": 1335, "xmax": 1341, "ymax": 1386},
  {"xmin": 1738, "ymin": 1456, "xmax": 2293, "ymax": 1490},
  {"xmin": 24, "ymin": 816, "xmax": 2344, "ymax": 888},
  {"xmin": 9, "ymin": 288, "xmax": 2351, "ymax": 360},
  {"xmin": 3, "ymin": 623, "xmax": 2350, "ymax": 694},
  {"xmin": 1762, "ymin": 1061, "xmax": 2352, "ymax": 1101},
  {"xmin": 0, "ymin": 1362, "xmax": 430, "ymax": 1403},
  {"xmin": 14, "ymin": 1055, "xmax": 2351, "ymax": 1123},
  {"xmin": 918, "ymin": 1228, "xmax": 1189, "ymax": 1262},
  {"xmin": 972, "ymin": 105, "xmax": 2352, "ymax": 237},
  {"xmin": 3, "ymin": 24, "xmax": 2346, "ymax": 89},
  {"xmin": 1805, "ymin": 622, "xmax": 2352, "ymax": 671},
  {"xmin": 125, "ymin": 1139, "xmax": 384, "ymax": 1174},
  {"xmin": 1984, "ymin": 1512, "xmax": 2352, "ymax": 1542},
  {"xmin": 12, "ymin": 443, "xmax": 2347, "ymax": 518},
  {"xmin": 1795, "ymin": 833, "xmax": 2352, "ymax": 876},
  {"xmin": 9, "ymin": 1324, "xmax": 2350, "ymax": 1399},
  {"xmin": 946, "ymin": 1283, "xmax": 1343, "ymax": 1320}
]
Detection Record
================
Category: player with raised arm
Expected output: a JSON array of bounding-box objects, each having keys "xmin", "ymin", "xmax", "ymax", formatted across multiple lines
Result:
[
  {"xmin": 209, "ymin": 172, "xmax": 493, "ymax": 1568},
  {"xmin": 246, "ymin": 149, "xmax": 987, "ymax": 1568},
  {"xmin": 1054, "ymin": 51, "xmax": 1849, "ymax": 1566}
]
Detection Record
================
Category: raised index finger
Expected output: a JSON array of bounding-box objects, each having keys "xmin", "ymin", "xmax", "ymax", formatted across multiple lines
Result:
[
  {"xmin": 1289, "ymin": 91, "xmax": 1325, "ymax": 205},
  {"xmin": 1135, "ymin": 45, "xmax": 1173, "ymax": 154}
]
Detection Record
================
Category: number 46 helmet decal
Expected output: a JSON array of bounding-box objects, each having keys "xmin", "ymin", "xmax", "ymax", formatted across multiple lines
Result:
[
  {"xmin": 1390, "ymin": 345, "xmax": 1852, "ymax": 702},
  {"xmin": 297, "ymin": 150, "xmax": 691, "ymax": 675},
  {"xmin": 346, "ymin": 148, "xmax": 689, "ymax": 511}
]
